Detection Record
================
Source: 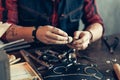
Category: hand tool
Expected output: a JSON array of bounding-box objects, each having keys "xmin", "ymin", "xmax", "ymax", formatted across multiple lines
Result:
[
  {"xmin": 20, "ymin": 50, "xmax": 50, "ymax": 68},
  {"xmin": 20, "ymin": 50, "xmax": 43, "ymax": 80},
  {"xmin": 0, "ymin": 39, "xmax": 30, "ymax": 52},
  {"xmin": 103, "ymin": 37, "xmax": 119, "ymax": 54}
]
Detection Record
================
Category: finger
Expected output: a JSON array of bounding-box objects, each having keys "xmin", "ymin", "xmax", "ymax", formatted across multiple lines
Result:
[
  {"xmin": 74, "ymin": 31, "xmax": 82, "ymax": 39},
  {"xmin": 51, "ymin": 27, "xmax": 68, "ymax": 37},
  {"xmin": 46, "ymin": 31, "xmax": 68, "ymax": 41},
  {"xmin": 67, "ymin": 44, "xmax": 76, "ymax": 49},
  {"xmin": 80, "ymin": 43, "xmax": 88, "ymax": 50},
  {"xmin": 73, "ymin": 34, "xmax": 89, "ymax": 45},
  {"xmin": 44, "ymin": 36, "xmax": 68, "ymax": 44},
  {"xmin": 75, "ymin": 42, "xmax": 89, "ymax": 50},
  {"xmin": 75, "ymin": 41, "xmax": 89, "ymax": 50}
]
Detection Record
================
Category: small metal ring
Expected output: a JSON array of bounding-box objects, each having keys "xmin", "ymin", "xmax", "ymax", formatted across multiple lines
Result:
[
  {"xmin": 84, "ymin": 66, "xmax": 103, "ymax": 79},
  {"xmin": 53, "ymin": 66, "xmax": 67, "ymax": 74},
  {"xmin": 84, "ymin": 66, "xmax": 98, "ymax": 75}
]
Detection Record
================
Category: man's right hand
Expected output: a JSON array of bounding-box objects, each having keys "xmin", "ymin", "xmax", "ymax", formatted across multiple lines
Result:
[{"xmin": 36, "ymin": 25, "xmax": 71, "ymax": 44}]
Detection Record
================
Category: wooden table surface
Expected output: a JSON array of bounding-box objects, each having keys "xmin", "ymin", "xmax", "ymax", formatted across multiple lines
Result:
[
  {"xmin": 17, "ymin": 33, "xmax": 120, "ymax": 80},
  {"xmin": 77, "ymin": 33, "xmax": 120, "ymax": 80}
]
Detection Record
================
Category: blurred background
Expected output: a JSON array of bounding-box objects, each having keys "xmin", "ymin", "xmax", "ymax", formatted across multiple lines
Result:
[{"xmin": 79, "ymin": 0, "xmax": 120, "ymax": 36}]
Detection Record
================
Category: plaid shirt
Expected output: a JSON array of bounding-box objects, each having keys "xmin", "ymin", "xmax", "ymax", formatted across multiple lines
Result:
[
  {"xmin": 0, "ymin": 0, "xmax": 103, "ymax": 25},
  {"xmin": 51, "ymin": 0, "xmax": 60, "ymax": 27},
  {"xmin": 0, "ymin": 0, "xmax": 103, "ymax": 41}
]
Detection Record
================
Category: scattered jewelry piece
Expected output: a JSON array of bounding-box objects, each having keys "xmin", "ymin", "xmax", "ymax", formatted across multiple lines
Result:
[
  {"xmin": 106, "ymin": 60, "xmax": 111, "ymax": 64},
  {"xmin": 106, "ymin": 78, "xmax": 110, "ymax": 80},
  {"xmin": 106, "ymin": 69, "xmax": 110, "ymax": 73},
  {"xmin": 77, "ymin": 68, "xmax": 81, "ymax": 71},
  {"xmin": 112, "ymin": 58, "xmax": 117, "ymax": 62},
  {"xmin": 81, "ymin": 79, "xmax": 87, "ymax": 80}
]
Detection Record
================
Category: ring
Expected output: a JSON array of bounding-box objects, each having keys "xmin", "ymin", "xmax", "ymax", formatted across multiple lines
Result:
[{"xmin": 53, "ymin": 66, "xmax": 67, "ymax": 74}]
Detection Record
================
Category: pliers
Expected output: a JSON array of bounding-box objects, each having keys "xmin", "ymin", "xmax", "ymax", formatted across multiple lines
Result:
[{"xmin": 103, "ymin": 37, "xmax": 119, "ymax": 53}]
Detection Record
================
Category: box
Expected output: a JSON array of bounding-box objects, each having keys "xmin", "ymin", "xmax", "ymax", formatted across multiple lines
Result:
[{"xmin": 10, "ymin": 62, "xmax": 42, "ymax": 80}]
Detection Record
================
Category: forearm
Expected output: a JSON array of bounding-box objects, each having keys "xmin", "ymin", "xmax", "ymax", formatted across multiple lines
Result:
[
  {"xmin": 82, "ymin": 0, "xmax": 104, "ymax": 43},
  {"xmin": 4, "ymin": 24, "xmax": 35, "ymax": 42},
  {"xmin": 85, "ymin": 23, "xmax": 103, "ymax": 42}
]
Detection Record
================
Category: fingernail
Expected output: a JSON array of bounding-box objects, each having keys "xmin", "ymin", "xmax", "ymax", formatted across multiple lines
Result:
[
  {"xmin": 64, "ymin": 40, "xmax": 68, "ymax": 43},
  {"xmin": 74, "ymin": 37, "xmax": 78, "ymax": 40},
  {"xmin": 65, "ymin": 33, "xmax": 68, "ymax": 36}
]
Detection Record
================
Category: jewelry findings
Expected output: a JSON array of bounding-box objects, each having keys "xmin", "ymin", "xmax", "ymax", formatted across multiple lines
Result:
[{"xmin": 84, "ymin": 66, "xmax": 103, "ymax": 80}]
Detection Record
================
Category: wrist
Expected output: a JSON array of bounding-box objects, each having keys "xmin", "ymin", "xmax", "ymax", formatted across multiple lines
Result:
[
  {"xmin": 32, "ymin": 27, "xmax": 39, "ymax": 42},
  {"xmin": 86, "ymin": 30, "xmax": 93, "ymax": 43}
]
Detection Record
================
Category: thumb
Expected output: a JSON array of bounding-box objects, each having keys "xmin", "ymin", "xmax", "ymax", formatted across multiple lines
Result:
[{"xmin": 74, "ymin": 31, "xmax": 82, "ymax": 40}]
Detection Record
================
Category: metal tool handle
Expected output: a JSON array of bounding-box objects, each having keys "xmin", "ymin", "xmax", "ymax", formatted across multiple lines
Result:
[{"xmin": 0, "ymin": 39, "xmax": 24, "ymax": 49}]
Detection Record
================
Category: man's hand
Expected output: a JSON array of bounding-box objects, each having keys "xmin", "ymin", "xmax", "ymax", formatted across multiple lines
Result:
[
  {"xmin": 36, "ymin": 25, "xmax": 73, "ymax": 44},
  {"xmin": 67, "ymin": 31, "xmax": 92, "ymax": 50}
]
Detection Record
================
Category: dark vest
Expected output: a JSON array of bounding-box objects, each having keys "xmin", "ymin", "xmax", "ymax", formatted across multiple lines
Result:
[{"xmin": 18, "ymin": 0, "xmax": 84, "ymax": 36}]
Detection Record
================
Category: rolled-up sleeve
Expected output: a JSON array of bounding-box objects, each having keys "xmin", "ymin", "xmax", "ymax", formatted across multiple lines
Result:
[
  {"xmin": 6, "ymin": 0, "xmax": 18, "ymax": 24},
  {"xmin": 0, "ymin": 0, "xmax": 18, "ymax": 42},
  {"xmin": 0, "ymin": 0, "xmax": 5, "ymax": 21},
  {"xmin": 0, "ymin": 0, "xmax": 18, "ymax": 23},
  {"xmin": 82, "ymin": 0, "xmax": 103, "ymax": 27}
]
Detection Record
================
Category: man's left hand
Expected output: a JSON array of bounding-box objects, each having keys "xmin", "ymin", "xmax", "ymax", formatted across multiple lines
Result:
[{"xmin": 67, "ymin": 31, "xmax": 92, "ymax": 50}]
